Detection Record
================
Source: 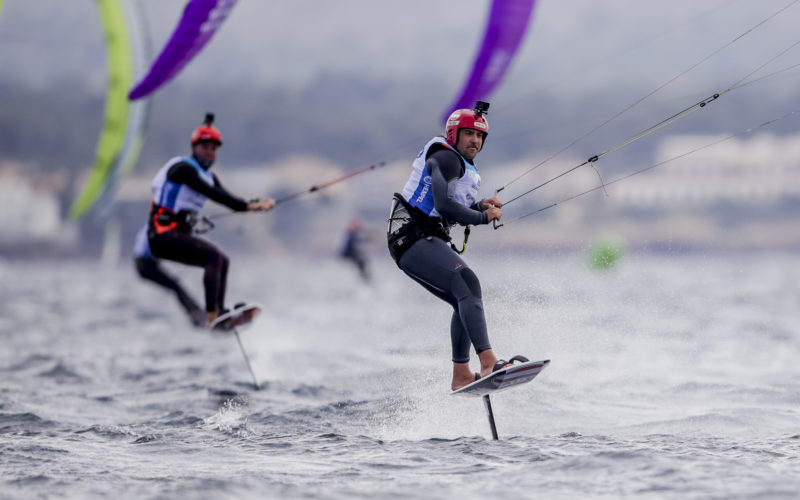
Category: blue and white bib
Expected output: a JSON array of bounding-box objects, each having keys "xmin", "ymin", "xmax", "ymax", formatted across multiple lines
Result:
[
  {"xmin": 400, "ymin": 137, "xmax": 481, "ymax": 218},
  {"xmin": 150, "ymin": 156, "xmax": 214, "ymax": 213}
]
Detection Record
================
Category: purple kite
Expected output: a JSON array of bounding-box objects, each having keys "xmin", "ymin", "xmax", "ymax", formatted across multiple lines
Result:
[
  {"xmin": 128, "ymin": 0, "xmax": 237, "ymax": 100},
  {"xmin": 442, "ymin": 0, "xmax": 537, "ymax": 122}
]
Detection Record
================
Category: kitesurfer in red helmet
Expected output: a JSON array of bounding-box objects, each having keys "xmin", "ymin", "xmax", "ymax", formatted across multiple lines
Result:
[
  {"xmin": 387, "ymin": 101, "xmax": 524, "ymax": 391},
  {"xmin": 145, "ymin": 113, "xmax": 275, "ymax": 327}
]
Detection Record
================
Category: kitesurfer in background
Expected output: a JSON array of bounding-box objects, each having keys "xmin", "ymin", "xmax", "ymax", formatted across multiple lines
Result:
[
  {"xmin": 146, "ymin": 113, "xmax": 275, "ymax": 327},
  {"xmin": 340, "ymin": 215, "xmax": 371, "ymax": 283},
  {"xmin": 387, "ymin": 101, "xmax": 519, "ymax": 391},
  {"xmin": 132, "ymin": 224, "xmax": 205, "ymax": 327}
]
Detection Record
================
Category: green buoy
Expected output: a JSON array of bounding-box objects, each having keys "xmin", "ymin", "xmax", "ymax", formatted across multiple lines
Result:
[{"xmin": 587, "ymin": 236, "xmax": 624, "ymax": 270}]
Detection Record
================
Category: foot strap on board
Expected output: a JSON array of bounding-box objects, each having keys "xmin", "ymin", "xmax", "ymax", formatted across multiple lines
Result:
[{"xmin": 492, "ymin": 354, "xmax": 530, "ymax": 372}]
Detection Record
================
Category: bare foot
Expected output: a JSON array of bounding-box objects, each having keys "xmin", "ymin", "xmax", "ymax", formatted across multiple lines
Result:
[
  {"xmin": 477, "ymin": 349, "xmax": 511, "ymax": 378},
  {"xmin": 205, "ymin": 311, "xmax": 219, "ymax": 327},
  {"xmin": 451, "ymin": 362, "xmax": 478, "ymax": 391},
  {"xmin": 451, "ymin": 373, "xmax": 479, "ymax": 391}
]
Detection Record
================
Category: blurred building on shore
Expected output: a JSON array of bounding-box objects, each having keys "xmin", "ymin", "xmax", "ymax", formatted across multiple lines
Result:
[{"xmin": 1, "ymin": 132, "xmax": 799, "ymax": 259}]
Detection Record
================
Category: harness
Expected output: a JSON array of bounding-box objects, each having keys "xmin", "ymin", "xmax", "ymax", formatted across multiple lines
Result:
[
  {"xmin": 148, "ymin": 202, "xmax": 208, "ymax": 235},
  {"xmin": 148, "ymin": 156, "xmax": 216, "ymax": 236},
  {"xmin": 386, "ymin": 193, "xmax": 469, "ymax": 262}
]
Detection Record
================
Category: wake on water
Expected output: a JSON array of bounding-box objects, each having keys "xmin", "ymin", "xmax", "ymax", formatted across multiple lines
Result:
[{"xmin": 1, "ymin": 251, "xmax": 799, "ymax": 499}]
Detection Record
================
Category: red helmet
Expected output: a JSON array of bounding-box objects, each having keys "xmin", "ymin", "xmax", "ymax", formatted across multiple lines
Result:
[
  {"xmin": 191, "ymin": 113, "xmax": 222, "ymax": 146},
  {"xmin": 445, "ymin": 106, "xmax": 489, "ymax": 149}
]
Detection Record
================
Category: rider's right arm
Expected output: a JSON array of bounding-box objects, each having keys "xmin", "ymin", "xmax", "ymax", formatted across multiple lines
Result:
[
  {"xmin": 427, "ymin": 149, "xmax": 488, "ymax": 226},
  {"xmin": 166, "ymin": 163, "xmax": 248, "ymax": 211}
]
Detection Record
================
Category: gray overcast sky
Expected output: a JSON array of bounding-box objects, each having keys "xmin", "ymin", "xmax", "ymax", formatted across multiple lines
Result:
[
  {"xmin": 2, "ymin": 0, "xmax": 798, "ymax": 96},
  {"xmin": 1, "ymin": 0, "xmax": 799, "ymax": 170}
]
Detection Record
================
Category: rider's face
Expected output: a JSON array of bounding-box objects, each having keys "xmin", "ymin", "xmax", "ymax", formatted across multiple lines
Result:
[
  {"xmin": 455, "ymin": 128, "xmax": 484, "ymax": 160},
  {"xmin": 193, "ymin": 141, "xmax": 219, "ymax": 166}
]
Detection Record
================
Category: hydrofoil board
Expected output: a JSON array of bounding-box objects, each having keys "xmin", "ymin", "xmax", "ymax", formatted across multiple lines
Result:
[
  {"xmin": 210, "ymin": 303, "xmax": 262, "ymax": 333},
  {"xmin": 451, "ymin": 358, "xmax": 550, "ymax": 397}
]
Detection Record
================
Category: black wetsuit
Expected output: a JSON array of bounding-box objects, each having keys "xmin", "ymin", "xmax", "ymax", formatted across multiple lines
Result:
[
  {"xmin": 148, "ymin": 158, "xmax": 249, "ymax": 313},
  {"xmin": 391, "ymin": 146, "xmax": 492, "ymax": 364},
  {"xmin": 135, "ymin": 257, "xmax": 203, "ymax": 322}
]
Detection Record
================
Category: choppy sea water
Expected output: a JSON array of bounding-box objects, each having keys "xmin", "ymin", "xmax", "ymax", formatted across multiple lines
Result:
[{"xmin": 1, "ymin": 250, "xmax": 799, "ymax": 499}]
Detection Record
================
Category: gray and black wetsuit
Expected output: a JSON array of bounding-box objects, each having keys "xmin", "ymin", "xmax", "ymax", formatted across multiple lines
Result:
[{"xmin": 390, "ymin": 143, "xmax": 492, "ymax": 363}]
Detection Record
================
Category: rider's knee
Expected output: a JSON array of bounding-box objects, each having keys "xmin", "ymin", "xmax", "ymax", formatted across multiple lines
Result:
[{"xmin": 454, "ymin": 267, "xmax": 482, "ymax": 299}]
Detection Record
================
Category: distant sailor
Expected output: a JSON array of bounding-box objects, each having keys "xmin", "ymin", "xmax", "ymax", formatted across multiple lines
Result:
[
  {"xmin": 387, "ymin": 101, "xmax": 520, "ymax": 391},
  {"xmin": 133, "ymin": 224, "xmax": 205, "ymax": 327},
  {"xmin": 340, "ymin": 215, "xmax": 370, "ymax": 283},
  {"xmin": 146, "ymin": 113, "xmax": 275, "ymax": 327}
]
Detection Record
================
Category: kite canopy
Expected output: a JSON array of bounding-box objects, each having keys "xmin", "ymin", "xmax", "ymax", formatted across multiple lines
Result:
[
  {"xmin": 442, "ymin": 0, "xmax": 537, "ymax": 124},
  {"xmin": 70, "ymin": 0, "xmax": 133, "ymax": 218},
  {"xmin": 71, "ymin": 0, "xmax": 150, "ymax": 219},
  {"xmin": 128, "ymin": 0, "xmax": 238, "ymax": 100}
]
